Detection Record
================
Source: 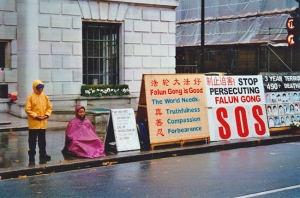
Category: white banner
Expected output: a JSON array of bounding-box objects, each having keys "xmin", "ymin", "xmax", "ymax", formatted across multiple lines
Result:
[
  {"xmin": 205, "ymin": 75, "xmax": 269, "ymax": 141},
  {"xmin": 205, "ymin": 75, "xmax": 265, "ymax": 107},
  {"xmin": 209, "ymin": 105, "xmax": 269, "ymax": 141}
]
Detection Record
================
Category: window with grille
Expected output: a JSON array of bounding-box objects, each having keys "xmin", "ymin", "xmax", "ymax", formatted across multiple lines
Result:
[{"xmin": 82, "ymin": 22, "xmax": 119, "ymax": 85}]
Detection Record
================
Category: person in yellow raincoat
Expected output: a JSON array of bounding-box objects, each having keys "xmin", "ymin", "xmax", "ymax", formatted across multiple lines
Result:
[{"xmin": 25, "ymin": 80, "xmax": 52, "ymax": 164}]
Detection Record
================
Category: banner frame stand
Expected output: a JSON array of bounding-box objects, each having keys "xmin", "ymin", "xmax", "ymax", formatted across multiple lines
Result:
[
  {"xmin": 269, "ymin": 126, "xmax": 291, "ymax": 133},
  {"xmin": 136, "ymin": 74, "xmax": 210, "ymax": 150}
]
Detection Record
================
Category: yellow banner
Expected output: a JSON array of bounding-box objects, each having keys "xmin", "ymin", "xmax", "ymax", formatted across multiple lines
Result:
[{"xmin": 143, "ymin": 74, "xmax": 209, "ymax": 144}]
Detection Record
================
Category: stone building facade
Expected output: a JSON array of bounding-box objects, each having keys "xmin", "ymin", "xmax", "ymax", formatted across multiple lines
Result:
[{"xmin": 0, "ymin": 0, "xmax": 178, "ymax": 117}]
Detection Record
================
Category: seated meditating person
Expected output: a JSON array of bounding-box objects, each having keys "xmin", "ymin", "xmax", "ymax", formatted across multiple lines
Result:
[{"xmin": 62, "ymin": 105, "xmax": 106, "ymax": 158}]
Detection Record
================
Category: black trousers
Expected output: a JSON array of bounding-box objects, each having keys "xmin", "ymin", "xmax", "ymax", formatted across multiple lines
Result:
[{"xmin": 28, "ymin": 129, "xmax": 47, "ymax": 157}]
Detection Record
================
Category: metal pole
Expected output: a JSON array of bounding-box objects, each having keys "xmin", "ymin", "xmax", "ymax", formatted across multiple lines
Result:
[
  {"xmin": 291, "ymin": 47, "xmax": 293, "ymax": 71},
  {"xmin": 200, "ymin": 0, "xmax": 205, "ymax": 73},
  {"xmin": 267, "ymin": 44, "xmax": 293, "ymax": 72}
]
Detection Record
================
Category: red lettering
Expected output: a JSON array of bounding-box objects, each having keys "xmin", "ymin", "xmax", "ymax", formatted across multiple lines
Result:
[
  {"xmin": 252, "ymin": 105, "xmax": 266, "ymax": 135},
  {"xmin": 215, "ymin": 96, "xmax": 239, "ymax": 104},
  {"xmin": 235, "ymin": 106, "xmax": 249, "ymax": 138},
  {"xmin": 241, "ymin": 95, "xmax": 261, "ymax": 103},
  {"xmin": 189, "ymin": 87, "xmax": 203, "ymax": 93},
  {"xmin": 216, "ymin": 108, "xmax": 231, "ymax": 139}
]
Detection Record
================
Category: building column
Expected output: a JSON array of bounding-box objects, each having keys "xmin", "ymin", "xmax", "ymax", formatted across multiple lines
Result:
[{"xmin": 16, "ymin": 0, "xmax": 39, "ymax": 105}]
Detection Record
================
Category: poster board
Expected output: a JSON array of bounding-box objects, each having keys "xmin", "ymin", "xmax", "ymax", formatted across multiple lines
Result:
[
  {"xmin": 205, "ymin": 75, "xmax": 270, "ymax": 141},
  {"xmin": 105, "ymin": 108, "xmax": 140, "ymax": 152},
  {"xmin": 136, "ymin": 74, "xmax": 209, "ymax": 148},
  {"xmin": 260, "ymin": 72, "xmax": 300, "ymax": 132}
]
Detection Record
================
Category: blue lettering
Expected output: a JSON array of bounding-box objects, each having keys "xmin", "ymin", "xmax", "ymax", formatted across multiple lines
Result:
[{"xmin": 181, "ymin": 97, "xmax": 199, "ymax": 103}]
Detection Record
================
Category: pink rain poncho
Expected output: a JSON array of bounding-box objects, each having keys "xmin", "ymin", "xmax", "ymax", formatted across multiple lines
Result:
[{"xmin": 63, "ymin": 105, "xmax": 105, "ymax": 158}]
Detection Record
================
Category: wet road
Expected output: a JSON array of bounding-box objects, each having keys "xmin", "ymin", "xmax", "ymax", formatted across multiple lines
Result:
[{"xmin": 1, "ymin": 142, "xmax": 300, "ymax": 198}]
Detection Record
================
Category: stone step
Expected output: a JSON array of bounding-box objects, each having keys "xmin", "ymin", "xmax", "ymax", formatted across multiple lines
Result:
[{"xmin": 0, "ymin": 121, "xmax": 11, "ymax": 125}]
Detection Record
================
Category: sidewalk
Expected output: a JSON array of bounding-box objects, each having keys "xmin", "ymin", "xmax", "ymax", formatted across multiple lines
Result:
[{"xmin": 0, "ymin": 112, "xmax": 299, "ymax": 180}]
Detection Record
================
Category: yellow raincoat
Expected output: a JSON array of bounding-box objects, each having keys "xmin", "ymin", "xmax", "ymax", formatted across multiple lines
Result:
[{"xmin": 25, "ymin": 80, "xmax": 52, "ymax": 129}]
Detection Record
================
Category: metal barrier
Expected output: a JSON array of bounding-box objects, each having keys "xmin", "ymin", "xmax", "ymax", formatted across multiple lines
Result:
[{"xmin": 176, "ymin": 65, "xmax": 198, "ymax": 73}]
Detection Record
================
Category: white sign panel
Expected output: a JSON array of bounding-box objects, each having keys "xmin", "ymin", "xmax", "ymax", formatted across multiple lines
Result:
[
  {"xmin": 111, "ymin": 108, "xmax": 140, "ymax": 152},
  {"xmin": 261, "ymin": 72, "xmax": 300, "ymax": 128},
  {"xmin": 205, "ymin": 75, "xmax": 270, "ymax": 141},
  {"xmin": 205, "ymin": 75, "xmax": 265, "ymax": 107},
  {"xmin": 209, "ymin": 105, "xmax": 269, "ymax": 141}
]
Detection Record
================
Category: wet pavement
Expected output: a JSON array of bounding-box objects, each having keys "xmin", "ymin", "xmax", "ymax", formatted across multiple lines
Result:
[{"xmin": 0, "ymin": 112, "xmax": 300, "ymax": 180}]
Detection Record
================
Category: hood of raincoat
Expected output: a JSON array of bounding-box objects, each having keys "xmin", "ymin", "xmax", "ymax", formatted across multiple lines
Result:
[
  {"xmin": 25, "ymin": 79, "xmax": 52, "ymax": 129},
  {"xmin": 32, "ymin": 80, "xmax": 44, "ymax": 94},
  {"xmin": 75, "ymin": 105, "xmax": 85, "ymax": 112},
  {"xmin": 75, "ymin": 105, "xmax": 85, "ymax": 120}
]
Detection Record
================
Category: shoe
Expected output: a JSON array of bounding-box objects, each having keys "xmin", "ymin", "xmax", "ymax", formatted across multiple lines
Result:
[
  {"xmin": 29, "ymin": 156, "xmax": 35, "ymax": 162},
  {"xmin": 40, "ymin": 154, "xmax": 51, "ymax": 160},
  {"xmin": 39, "ymin": 159, "xmax": 47, "ymax": 164}
]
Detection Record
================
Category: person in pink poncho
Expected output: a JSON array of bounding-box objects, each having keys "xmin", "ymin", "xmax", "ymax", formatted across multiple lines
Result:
[{"xmin": 62, "ymin": 105, "xmax": 106, "ymax": 158}]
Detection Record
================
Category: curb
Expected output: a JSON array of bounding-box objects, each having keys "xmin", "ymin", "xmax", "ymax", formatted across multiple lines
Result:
[
  {"xmin": 0, "ymin": 127, "xmax": 28, "ymax": 132},
  {"xmin": 0, "ymin": 126, "xmax": 68, "ymax": 132}
]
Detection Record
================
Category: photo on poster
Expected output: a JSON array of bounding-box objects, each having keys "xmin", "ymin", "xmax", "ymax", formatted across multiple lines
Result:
[
  {"xmin": 292, "ymin": 92, "xmax": 299, "ymax": 102},
  {"xmin": 296, "ymin": 114, "xmax": 300, "ymax": 122},
  {"xmin": 268, "ymin": 116, "xmax": 275, "ymax": 128},
  {"xmin": 274, "ymin": 116, "xmax": 280, "ymax": 127},
  {"xmin": 271, "ymin": 93, "xmax": 277, "ymax": 103},
  {"xmin": 272, "ymin": 105, "xmax": 278, "ymax": 116},
  {"xmin": 283, "ymin": 104, "xmax": 289, "ymax": 114},
  {"xmin": 285, "ymin": 115, "xmax": 291, "ymax": 126},
  {"xmin": 278, "ymin": 104, "xmax": 284, "ymax": 115},
  {"xmin": 288, "ymin": 92, "xmax": 293, "ymax": 103},
  {"xmin": 280, "ymin": 116, "xmax": 285, "ymax": 127},
  {"xmin": 290, "ymin": 104, "xmax": 295, "ymax": 114},
  {"xmin": 276, "ymin": 93, "xmax": 282, "ymax": 103},
  {"xmin": 266, "ymin": 105, "xmax": 273, "ymax": 116},
  {"xmin": 265, "ymin": 93, "xmax": 271, "ymax": 104},
  {"xmin": 282, "ymin": 93, "xmax": 288, "ymax": 102},
  {"xmin": 295, "ymin": 103, "xmax": 299, "ymax": 114},
  {"xmin": 291, "ymin": 115, "xmax": 296, "ymax": 122}
]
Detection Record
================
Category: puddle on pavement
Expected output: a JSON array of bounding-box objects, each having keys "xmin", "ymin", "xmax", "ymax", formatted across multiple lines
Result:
[{"xmin": 0, "ymin": 122, "xmax": 109, "ymax": 169}]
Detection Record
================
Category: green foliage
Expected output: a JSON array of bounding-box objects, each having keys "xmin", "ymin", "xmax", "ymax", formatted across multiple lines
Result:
[{"xmin": 81, "ymin": 84, "xmax": 130, "ymax": 97}]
